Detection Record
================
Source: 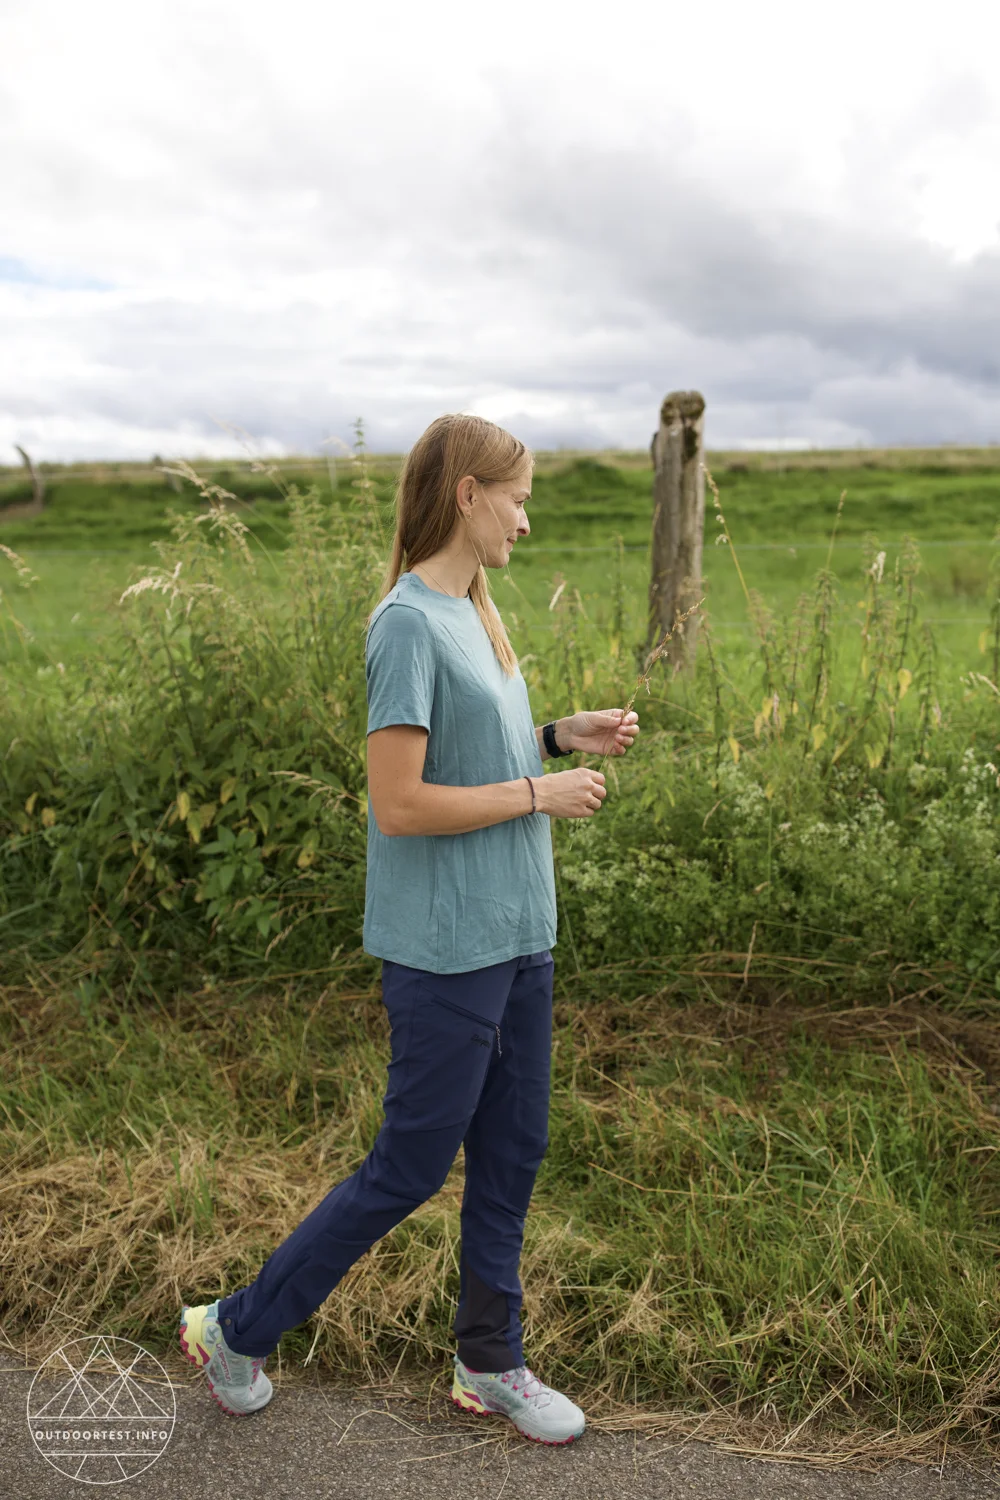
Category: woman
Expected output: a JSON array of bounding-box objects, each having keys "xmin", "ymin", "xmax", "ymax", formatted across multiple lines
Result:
[{"xmin": 180, "ymin": 413, "xmax": 640, "ymax": 1445}]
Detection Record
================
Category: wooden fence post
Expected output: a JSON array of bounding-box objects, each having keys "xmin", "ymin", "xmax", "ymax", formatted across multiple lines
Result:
[
  {"xmin": 646, "ymin": 390, "xmax": 706, "ymax": 669},
  {"xmin": 152, "ymin": 454, "xmax": 182, "ymax": 493},
  {"xmin": 14, "ymin": 445, "xmax": 46, "ymax": 512}
]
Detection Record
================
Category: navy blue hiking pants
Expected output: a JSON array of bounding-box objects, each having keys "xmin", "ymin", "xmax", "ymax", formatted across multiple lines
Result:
[{"xmin": 215, "ymin": 949, "xmax": 554, "ymax": 1372}]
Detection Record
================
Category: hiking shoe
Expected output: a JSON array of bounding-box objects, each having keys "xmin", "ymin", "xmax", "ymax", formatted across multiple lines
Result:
[
  {"xmin": 451, "ymin": 1354, "xmax": 585, "ymax": 1444},
  {"xmin": 179, "ymin": 1300, "xmax": 273, "ymax": 1416}
]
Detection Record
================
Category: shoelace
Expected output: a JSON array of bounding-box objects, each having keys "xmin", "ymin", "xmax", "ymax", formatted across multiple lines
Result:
[{"xmin": 498, "ymin": 1365, "xmax": 552, "ymax": 1409}]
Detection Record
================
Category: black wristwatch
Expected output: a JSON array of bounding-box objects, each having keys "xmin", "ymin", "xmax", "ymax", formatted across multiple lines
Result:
[{"xmin": 542, "ymin": 721, "xmax": 573, "ymax": 758}]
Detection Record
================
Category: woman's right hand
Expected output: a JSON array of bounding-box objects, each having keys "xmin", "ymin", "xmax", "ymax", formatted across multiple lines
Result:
[{"xmin": 536, "ymin": 767, "xmax": 607, "ymax": 819}]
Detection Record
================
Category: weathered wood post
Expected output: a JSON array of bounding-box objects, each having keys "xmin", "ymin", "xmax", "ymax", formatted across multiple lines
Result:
[
  {"xmin": 152, "ymin": 454, "xmax": 182, "ymax": 492},
  {"xmin": 14, "ymin": 445, "xmax": 45, "ymax": 512},
  {"xmin": 646, "ymin": 390, "xmax": 705, "ymax": 669}
]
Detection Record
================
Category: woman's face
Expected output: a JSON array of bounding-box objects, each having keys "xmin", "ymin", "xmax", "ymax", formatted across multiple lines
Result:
[{"xmin": 466, "ymin": 466, "xmax": 532, "ymax": 569}]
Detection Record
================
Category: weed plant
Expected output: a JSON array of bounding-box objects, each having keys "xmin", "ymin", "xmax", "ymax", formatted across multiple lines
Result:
[
  {"xmin": 1, "ymin": 424, "xmax": 385, "ymax": 992},
  {"xmin": 2, "ymin": 442, "xmax": 1000, "ymax": 1007}
]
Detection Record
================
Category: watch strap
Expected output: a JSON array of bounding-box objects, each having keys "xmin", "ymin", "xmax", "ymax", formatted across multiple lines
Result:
[{"xmin": 543, "ymin": 721, "xmax": 570, "ymax": 758}]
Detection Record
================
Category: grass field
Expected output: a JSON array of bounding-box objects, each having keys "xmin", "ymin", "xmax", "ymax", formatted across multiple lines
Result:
[
  {"xmin": 3, "ymin": 447, "xmax": 999, "ymax": 672},
  {"xmin": 2, "ymin": 443, "xmax": 999, "ymax": 1461}
]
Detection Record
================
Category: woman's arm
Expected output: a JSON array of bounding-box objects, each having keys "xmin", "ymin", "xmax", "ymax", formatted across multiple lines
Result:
[{"xmin": 368, "ymin": 725, "xmax": 536, "ymax": 836}]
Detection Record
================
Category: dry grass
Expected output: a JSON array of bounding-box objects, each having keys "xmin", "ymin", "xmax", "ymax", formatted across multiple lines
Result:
[{"xmin": 2, "ymin": 972, "xmax": 998, "ymax": 1468}]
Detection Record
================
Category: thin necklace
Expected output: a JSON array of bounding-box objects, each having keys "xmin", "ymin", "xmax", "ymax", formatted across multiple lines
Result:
[{"xmin": 412, "ymin": 561, "xmax": 466, "ymax": 598}]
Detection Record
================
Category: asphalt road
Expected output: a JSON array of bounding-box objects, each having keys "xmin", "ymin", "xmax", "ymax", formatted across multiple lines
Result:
[{"xmin": 3, "ymin": 1355, "xmax": 998, "ymax": 1500}]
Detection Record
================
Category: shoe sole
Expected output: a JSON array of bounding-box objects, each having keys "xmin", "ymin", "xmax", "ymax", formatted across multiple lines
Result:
[
  {"xmin": 450, "ymin": 1382, "xmax": 584, "ymax": 1445},
  {"xmin": 179, "ymin": 1305, "xmax": 270, "ymax": 1418}
]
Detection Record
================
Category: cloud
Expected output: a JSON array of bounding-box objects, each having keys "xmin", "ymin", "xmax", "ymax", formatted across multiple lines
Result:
[{"xmin": 2, "ymin": 0, "xmax": 1000, "ymax": 460}]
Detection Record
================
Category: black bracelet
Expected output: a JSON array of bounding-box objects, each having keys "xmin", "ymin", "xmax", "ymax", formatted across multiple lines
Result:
[{"xmin": 542, "ymin": 721, "xmax": 572, "ymax": 758}]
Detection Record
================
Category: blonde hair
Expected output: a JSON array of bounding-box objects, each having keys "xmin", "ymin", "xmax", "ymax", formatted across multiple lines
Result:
[{"xmin": 369, "ymin": 413, "xmax": 533, "ymax": 677}]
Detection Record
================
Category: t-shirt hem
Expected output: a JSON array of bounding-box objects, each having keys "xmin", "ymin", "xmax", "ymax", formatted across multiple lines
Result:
[{"xmin": 363, "ymin": 936, "xmax": 557, "ymax": 975}]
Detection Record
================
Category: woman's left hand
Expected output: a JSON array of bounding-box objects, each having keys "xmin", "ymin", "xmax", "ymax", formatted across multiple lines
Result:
[{"xmin": 563, "ymin": 708, "xmax": 640, "ymax": 757}]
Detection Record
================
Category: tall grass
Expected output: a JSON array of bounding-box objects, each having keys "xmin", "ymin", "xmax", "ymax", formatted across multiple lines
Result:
[
  {"xmin": 2, "ymin": 444, "xmax": 1000, "ymax": 1004},
  {"xmin": 2, "ymin": 970, "xmax": 998, "ymax": 1459},
  {"xmin": 522, "ymin": 468, "xmax": 1000, "ymax": 1009},
  {"xmin": 2, "ymin": 443, "xmax": 1000, "ymax": 1456},
  {"xmin": 1, "ymin": 424, "xmax": 385, "ymax": 992}
]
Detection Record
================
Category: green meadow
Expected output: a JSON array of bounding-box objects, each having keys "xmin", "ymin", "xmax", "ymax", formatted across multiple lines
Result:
[
  {"xmin": 1, "ymin": 440, "xmax": 999, "ymax": 1460},
  {"xmin": 2, "ymin": 447, "xmax": 1000, "ymax": 671}
]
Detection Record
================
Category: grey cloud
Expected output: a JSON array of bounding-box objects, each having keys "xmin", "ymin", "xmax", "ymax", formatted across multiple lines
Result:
[
  {"xmin": 5, "ymin": 80, "xmax": 1000, "ymax": 458},
  {"xmin": 493, "ymin": 131, "xmax": 1000, "ymax": 378}
]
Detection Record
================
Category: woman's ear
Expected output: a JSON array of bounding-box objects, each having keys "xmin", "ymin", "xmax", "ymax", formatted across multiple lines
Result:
[{"xmin": 458, "ymin": 476, "xmax": 477, "ymax": 518}]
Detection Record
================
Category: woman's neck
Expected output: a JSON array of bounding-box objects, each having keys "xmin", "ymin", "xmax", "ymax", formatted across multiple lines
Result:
[{"xmin": 409, "ymin": 548, "xmax": 478, "ymax": 598}]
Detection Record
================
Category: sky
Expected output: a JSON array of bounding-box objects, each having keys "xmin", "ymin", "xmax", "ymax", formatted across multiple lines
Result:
[{"xmin": 3, "ymin": 0, "xmax": 1000, "ymax": 461}]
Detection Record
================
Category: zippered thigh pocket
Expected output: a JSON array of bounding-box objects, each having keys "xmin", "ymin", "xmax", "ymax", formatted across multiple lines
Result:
[
  {"xmin": 415, "ymin": 984, "xmax": 503, "ymax": 1059},
  {"xmin": 392, "ymin": 981, "xmax": 501, "ymax": 1130}
]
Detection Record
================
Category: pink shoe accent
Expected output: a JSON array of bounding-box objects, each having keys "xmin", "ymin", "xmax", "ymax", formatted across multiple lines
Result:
[{"xmin": 449, "ymin": 1393, "xmax": 582, "ymax": 1446}]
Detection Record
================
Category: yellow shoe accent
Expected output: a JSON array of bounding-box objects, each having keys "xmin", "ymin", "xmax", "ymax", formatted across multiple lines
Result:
[{"xmin": 450, "ymin": 1370, "xmax": 491, "ymax": 1413}]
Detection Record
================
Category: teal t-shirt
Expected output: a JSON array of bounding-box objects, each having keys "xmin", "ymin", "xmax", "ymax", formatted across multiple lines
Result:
[{"xmin": 363, "ymin": 570, "xmax": 557, "ymax": 974}]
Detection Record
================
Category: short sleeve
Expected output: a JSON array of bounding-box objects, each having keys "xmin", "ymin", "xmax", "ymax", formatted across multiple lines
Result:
[{"xmin": 366, "ymin": 604, "xmax": 435, "ymax": 734}]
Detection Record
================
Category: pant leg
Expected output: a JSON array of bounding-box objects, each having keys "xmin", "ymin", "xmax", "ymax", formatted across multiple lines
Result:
[
  {"xmin": 215, "ymin": 954, "xmax": 520, "ymax": 1358},
  {"xmin": 453, "ymin": 951, "xmax": 554, "ymax": 1372}
]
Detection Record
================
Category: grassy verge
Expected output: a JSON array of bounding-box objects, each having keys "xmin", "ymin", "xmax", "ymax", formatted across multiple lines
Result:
[
  {"xmin": 1, "ymin": 969, "xmax": 998, "ymax": 1460},
  {"xmin": 2, "ymin": 442, "xmax": 1000, "ymax": 1457},
  {"xmin": 2, "ymin": 443, "xmax": 1000, "ymax": 996}
]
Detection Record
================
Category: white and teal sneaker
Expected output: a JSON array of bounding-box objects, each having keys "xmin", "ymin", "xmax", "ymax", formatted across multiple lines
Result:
[
  {"xmin": 179, "ymin": 1300, "xmax": 273, "ymax": 1416},
  {"xmin": 451, "ymin": 1354, "xmax": 585, "ymax": 1444}
]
